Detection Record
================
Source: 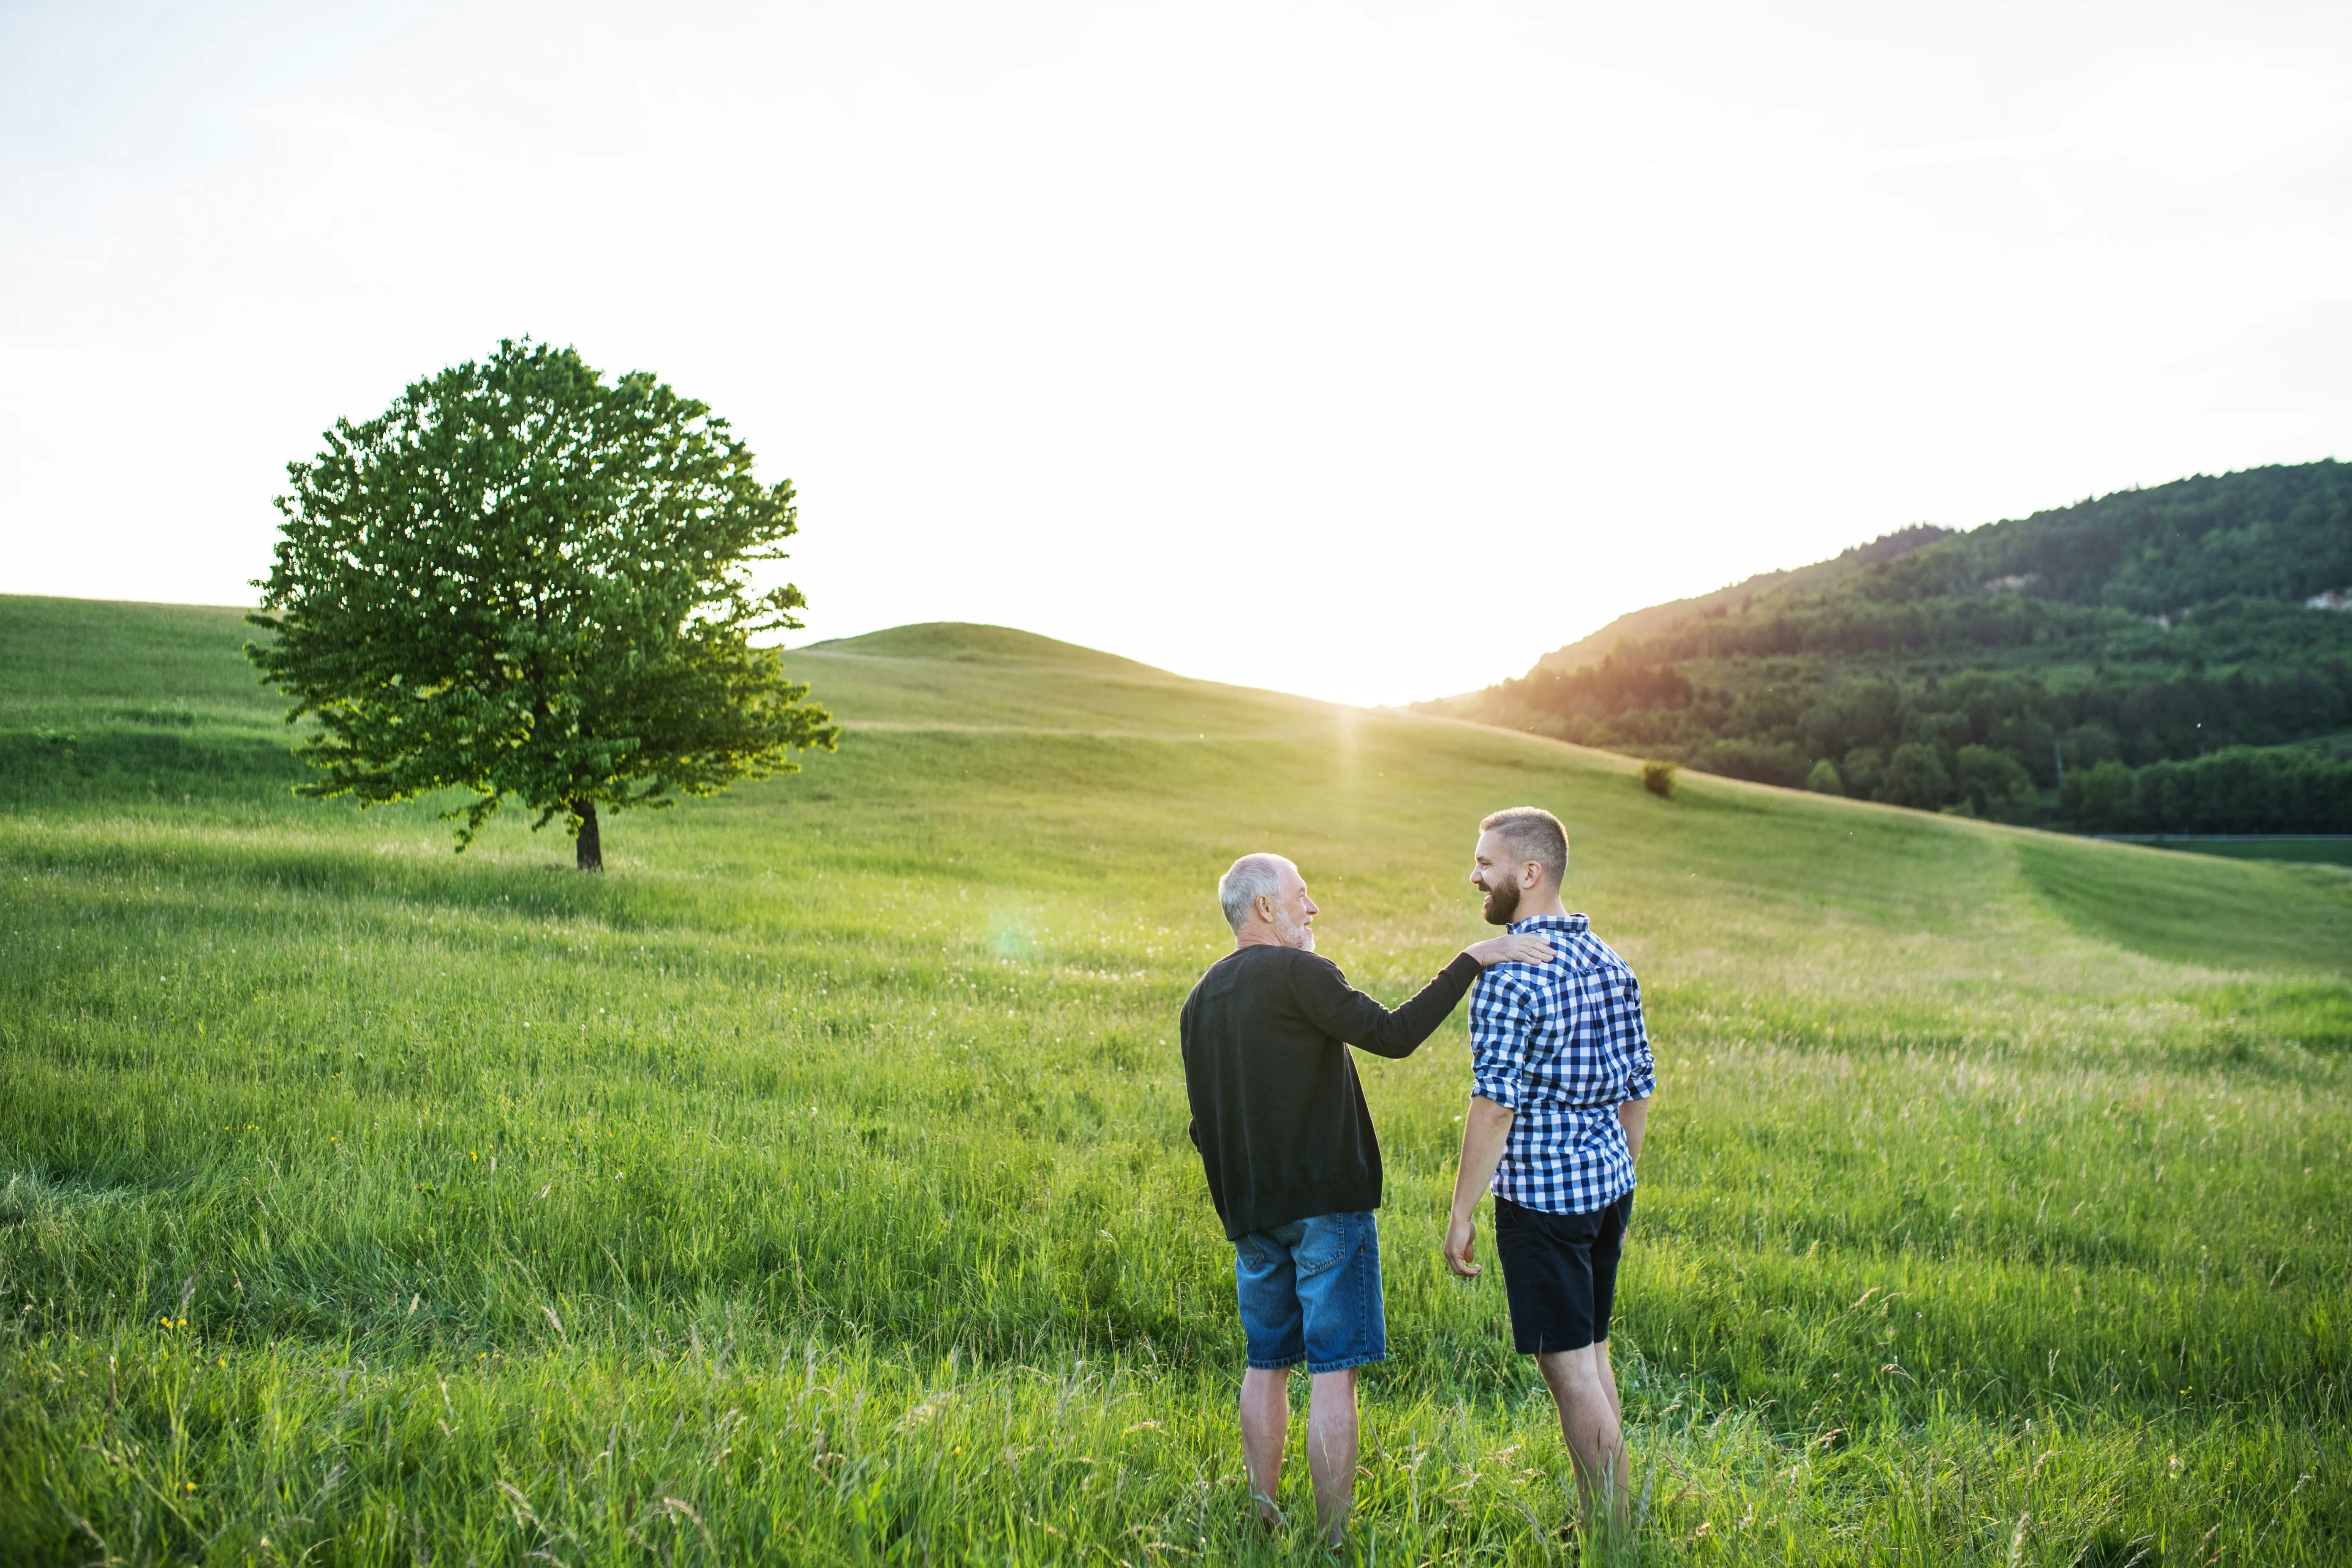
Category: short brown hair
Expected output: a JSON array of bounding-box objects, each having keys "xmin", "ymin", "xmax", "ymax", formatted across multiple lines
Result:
[{"xmin": 1479, "ymin": 806, "xmax": 1568, "ymax": 888}]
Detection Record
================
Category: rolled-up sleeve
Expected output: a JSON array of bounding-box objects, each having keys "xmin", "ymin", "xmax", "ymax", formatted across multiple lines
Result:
[
  {"xmin": 1590, "ymin": 966, "xmax": 1655, "ymax": 1101},
  {"xmin": 1468, "ymin": 972, "xmax": 1535, "ymax": 1109}
]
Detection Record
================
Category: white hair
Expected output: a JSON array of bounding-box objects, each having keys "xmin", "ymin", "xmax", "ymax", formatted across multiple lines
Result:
[{"xmin": 1217, "ymin": 853, "xmax": 1293, "ymax": 932}]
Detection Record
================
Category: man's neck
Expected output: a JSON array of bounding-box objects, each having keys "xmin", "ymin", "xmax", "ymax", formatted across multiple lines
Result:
[
  {"xmin": 1511, "ymin": 894, "xmax": 1570, "ymax": 923},
  {"xmin": 1233, "ymin": 927, "xmax": 1296, "ymax": 951}
]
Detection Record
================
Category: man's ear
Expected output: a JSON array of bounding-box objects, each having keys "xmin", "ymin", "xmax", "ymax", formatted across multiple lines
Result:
[{"xmin": 1519, "ymin": 860, "xmax": 1541, "ymax": 890}]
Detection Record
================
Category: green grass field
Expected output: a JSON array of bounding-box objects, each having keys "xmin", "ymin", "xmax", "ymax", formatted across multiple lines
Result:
[
  {"xmin": 2126, "ymin": 838, "xmax": 2352, "ymax": 869},
  {"xmin": 1, "ymin": 593, "xmax": 2346, "ymax": 1565}
]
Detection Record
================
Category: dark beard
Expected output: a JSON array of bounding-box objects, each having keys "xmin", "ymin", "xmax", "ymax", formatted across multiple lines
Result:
[{"xmin": 1481, "ymin": 879, "xmax": 1520, "ymax": 926}]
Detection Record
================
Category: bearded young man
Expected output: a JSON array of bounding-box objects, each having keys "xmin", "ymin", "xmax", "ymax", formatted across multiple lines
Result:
[
  {"xmin": 1443, "ymin": 807, "xmax": 1656, "ymax": 1538},
  {"xmin": 1179, "ymin": 852, "xmax": 1551, "ymax": 1548}
]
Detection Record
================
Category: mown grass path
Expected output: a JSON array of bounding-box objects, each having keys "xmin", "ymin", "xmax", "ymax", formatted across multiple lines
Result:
[{"xmin": 1, "ymin": 597, "xmax": 2346, "ymax": 1565}]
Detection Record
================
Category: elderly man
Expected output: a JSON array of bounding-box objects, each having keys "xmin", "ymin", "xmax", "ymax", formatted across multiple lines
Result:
[
  {"xmin": 1444, "ymin": 806, "xmax": 1655, "ymax": 1538},
  {"xmin": 1180, "ymin": 852, "xmax": 1552, "ymax": 1547}
]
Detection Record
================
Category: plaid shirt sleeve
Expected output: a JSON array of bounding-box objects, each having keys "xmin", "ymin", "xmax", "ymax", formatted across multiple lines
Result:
[
  {"xmin": 1592, "ymin": 965, "xmax": 1657, "ymax": 1103},
  {"xmin": 1467, "ymin": 970, "xmax": 1535, "ymax": 1108}
]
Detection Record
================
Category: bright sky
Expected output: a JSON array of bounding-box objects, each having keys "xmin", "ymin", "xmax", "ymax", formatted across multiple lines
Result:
[{"xmin": 4, "ymin": 2, "xmax": 2349, "ymax": 706}]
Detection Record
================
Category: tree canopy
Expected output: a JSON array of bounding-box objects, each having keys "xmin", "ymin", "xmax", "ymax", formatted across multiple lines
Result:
[{"xmin": 248, "ymin": 339, "xmax": 837, "ymax": 868}]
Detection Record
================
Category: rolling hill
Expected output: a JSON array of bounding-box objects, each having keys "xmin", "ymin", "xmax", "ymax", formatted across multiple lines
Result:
[
  {"xmin": 1, "ymin": 593, "xmax": 2346, "ymax": 1562},
  {"xmin": 1423, "ymin": 461, "xmax": 2352, "ymax": 836}
]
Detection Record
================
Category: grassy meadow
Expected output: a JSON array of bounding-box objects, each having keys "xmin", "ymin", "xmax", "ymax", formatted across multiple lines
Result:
[
  {"xmin": 2129, "ymin": 838, "xmax": 2352, "ymax": 869},
  {"xmin": 0, "ymin": 593, "xmax": 2347, "ymax": 1565}
]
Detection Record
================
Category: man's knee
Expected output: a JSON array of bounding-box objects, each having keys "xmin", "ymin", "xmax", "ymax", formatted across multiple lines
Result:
[
  {"xmin": 1309, "ymin": 1365, "xmax": 1358, "ymax": 1396},
  {"xmin": 1535, "ymin": 1345, "xmax": 1611, "ymax": 1400},
  {"xmin": 1241, "ymin": 1365, "xmax": 1290, "ymax": 1398}
]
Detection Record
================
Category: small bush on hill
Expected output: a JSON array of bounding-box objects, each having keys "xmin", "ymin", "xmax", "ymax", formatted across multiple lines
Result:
[{"xmin": 1641, "ymin": 758, "xmax": 1678, "ymax": 798}]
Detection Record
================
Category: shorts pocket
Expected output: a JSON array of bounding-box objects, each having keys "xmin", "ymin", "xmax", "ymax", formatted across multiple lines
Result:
[{"xmin": 1292, "ymin": 1214, "xmax": 1353, "ymax": 1277}]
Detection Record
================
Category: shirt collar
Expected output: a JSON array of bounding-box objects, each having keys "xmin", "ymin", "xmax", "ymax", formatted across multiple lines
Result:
[{"xmin": 1507, "ymin": 912, "xmax": 1589, "ymax": 936}]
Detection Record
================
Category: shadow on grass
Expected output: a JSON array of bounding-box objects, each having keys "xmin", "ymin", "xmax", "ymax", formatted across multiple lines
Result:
[
  {"xmin": 2014, "ymin": 836, "xmax": 2352, "ymax": 976},
  {"xmin": 2188, "ymin": 981, "xmax": 2352, "ymax": 1054},
  {"xmin": 0, "ymin": 1166, "xmax": 159, "ymax": 1225},
  {"xmin": 0, "ymin": 727, "xmax": 305, "ymax": 803},
  {"xmin": 0, "ymin": 822, "xmax": 685, "ymax": 934}
]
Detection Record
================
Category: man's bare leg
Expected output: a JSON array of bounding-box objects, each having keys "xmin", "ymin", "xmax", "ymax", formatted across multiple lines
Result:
[
  {"xmin": 1592, "ymin": 1339, "xmax": 1631, "ymax": 1531},
  {"xmin": 1594, "ymin": 1339, "xmax": 1624, "ymax": 1431},
  {"xmin": 1239, "ymin": 1366, "xmax": 1290, "ymax": 1526},
  {"xmin": 1535, "ymin": 1342, "xmax": 1630, "ymax": 1533},
  {"xmin": 1305, "ymin": 1367, "xmax": 1360, "ymax": 1546}
]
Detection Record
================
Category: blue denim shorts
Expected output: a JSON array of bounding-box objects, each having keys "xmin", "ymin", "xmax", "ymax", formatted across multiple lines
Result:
[{"xmin": 1233, "ymin": 1210, "xmax": 1386, "ymax": 1373}]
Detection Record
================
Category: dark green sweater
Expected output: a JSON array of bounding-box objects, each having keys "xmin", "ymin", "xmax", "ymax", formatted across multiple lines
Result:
[{"xmin": 1179, "ymin": 945, "xmax": 1482, "ymax": 1240}]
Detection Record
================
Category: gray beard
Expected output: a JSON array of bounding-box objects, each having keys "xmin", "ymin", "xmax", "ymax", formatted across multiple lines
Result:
[{"xmin": 1481, "ymin": 880, "xmax": 1520, "ymax": 926}]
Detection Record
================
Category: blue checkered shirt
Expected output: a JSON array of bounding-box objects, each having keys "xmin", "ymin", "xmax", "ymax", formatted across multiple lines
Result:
[{"xmin": 1468, "ymin": 913, "xmax": 1656, "ymax": 1215}]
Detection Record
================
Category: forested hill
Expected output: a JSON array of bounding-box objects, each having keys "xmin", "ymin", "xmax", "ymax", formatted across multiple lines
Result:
[
  {"xmin": 1530, "ymin": 523, "xmax": 1955, "ymax": 674},
  {"xmin": 1422, "ymin": 460, "xmax": 2352, "ymax": 833}
]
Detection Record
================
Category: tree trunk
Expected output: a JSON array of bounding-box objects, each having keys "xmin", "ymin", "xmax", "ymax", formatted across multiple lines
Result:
[{"xmin": 572, "ymin": 798, "xmax": 603, "ymax": 871}]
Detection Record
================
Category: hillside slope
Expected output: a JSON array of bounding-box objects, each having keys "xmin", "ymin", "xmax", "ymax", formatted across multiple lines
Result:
[
  {"xmin": 0, "ymin": 595, "xmax": 2346, "ymax": 1561},
  {"xmin": 1532, "ymin": 524, "xmax": 1952, "ymax": 675},
  {"xmin": 797, "ymin": 621, "xmax": 1347, "ymax": 737},
  {"xmin": 1427, "ymin": 462, "xmax": 2352, "ymax": 833}
]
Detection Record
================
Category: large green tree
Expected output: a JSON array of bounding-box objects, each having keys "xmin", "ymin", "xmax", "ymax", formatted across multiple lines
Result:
[{"xmin": 248, "ymin": 339, "xmax": 837, "ymax": 869}]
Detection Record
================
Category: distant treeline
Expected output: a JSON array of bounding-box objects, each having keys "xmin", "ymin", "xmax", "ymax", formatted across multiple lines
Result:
[
  {"xmin": 2062, "ymin": 748, "xmax": 2352, "ymax": 836},
  {"xmin": 1444, "ymin": 462, "xmax": 2352, "ymax": 831},
  {"xmin": 1504, "ymin": 659, "xmax": 2352, "ymax": 769},
  {"xmin": 1620, "ymin": 589, "xmax": 2349, "ymax": 668},
  {"xmin": 1494, "ymin": 648, "xmax": 2352, "ymax": 831}
]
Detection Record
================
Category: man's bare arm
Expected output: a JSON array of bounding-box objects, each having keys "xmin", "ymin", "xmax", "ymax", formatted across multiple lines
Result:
[
  {"xmin": 1443, "ymin": 1096, "xmax": 1516, "ymax": 1277},
  {"xmin": 1618, "ymin": 1096, "xmax": 1649, "ymax": 1166}
]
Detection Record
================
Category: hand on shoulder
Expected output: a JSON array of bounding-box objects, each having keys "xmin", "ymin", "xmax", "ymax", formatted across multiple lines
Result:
[{"xmin": 1464, "ymin": 933, "xmax": 1554, "ymax": 969}]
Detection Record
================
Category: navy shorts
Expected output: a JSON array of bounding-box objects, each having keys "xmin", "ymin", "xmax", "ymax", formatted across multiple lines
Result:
[
  {"xmin": 1494, "ymin": 1191, "xmax": 1633, "ymax": 1355},
  {"xmin": 1233, "ymin": 1210, "xmax": 1386, "ymax": 1374}
]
